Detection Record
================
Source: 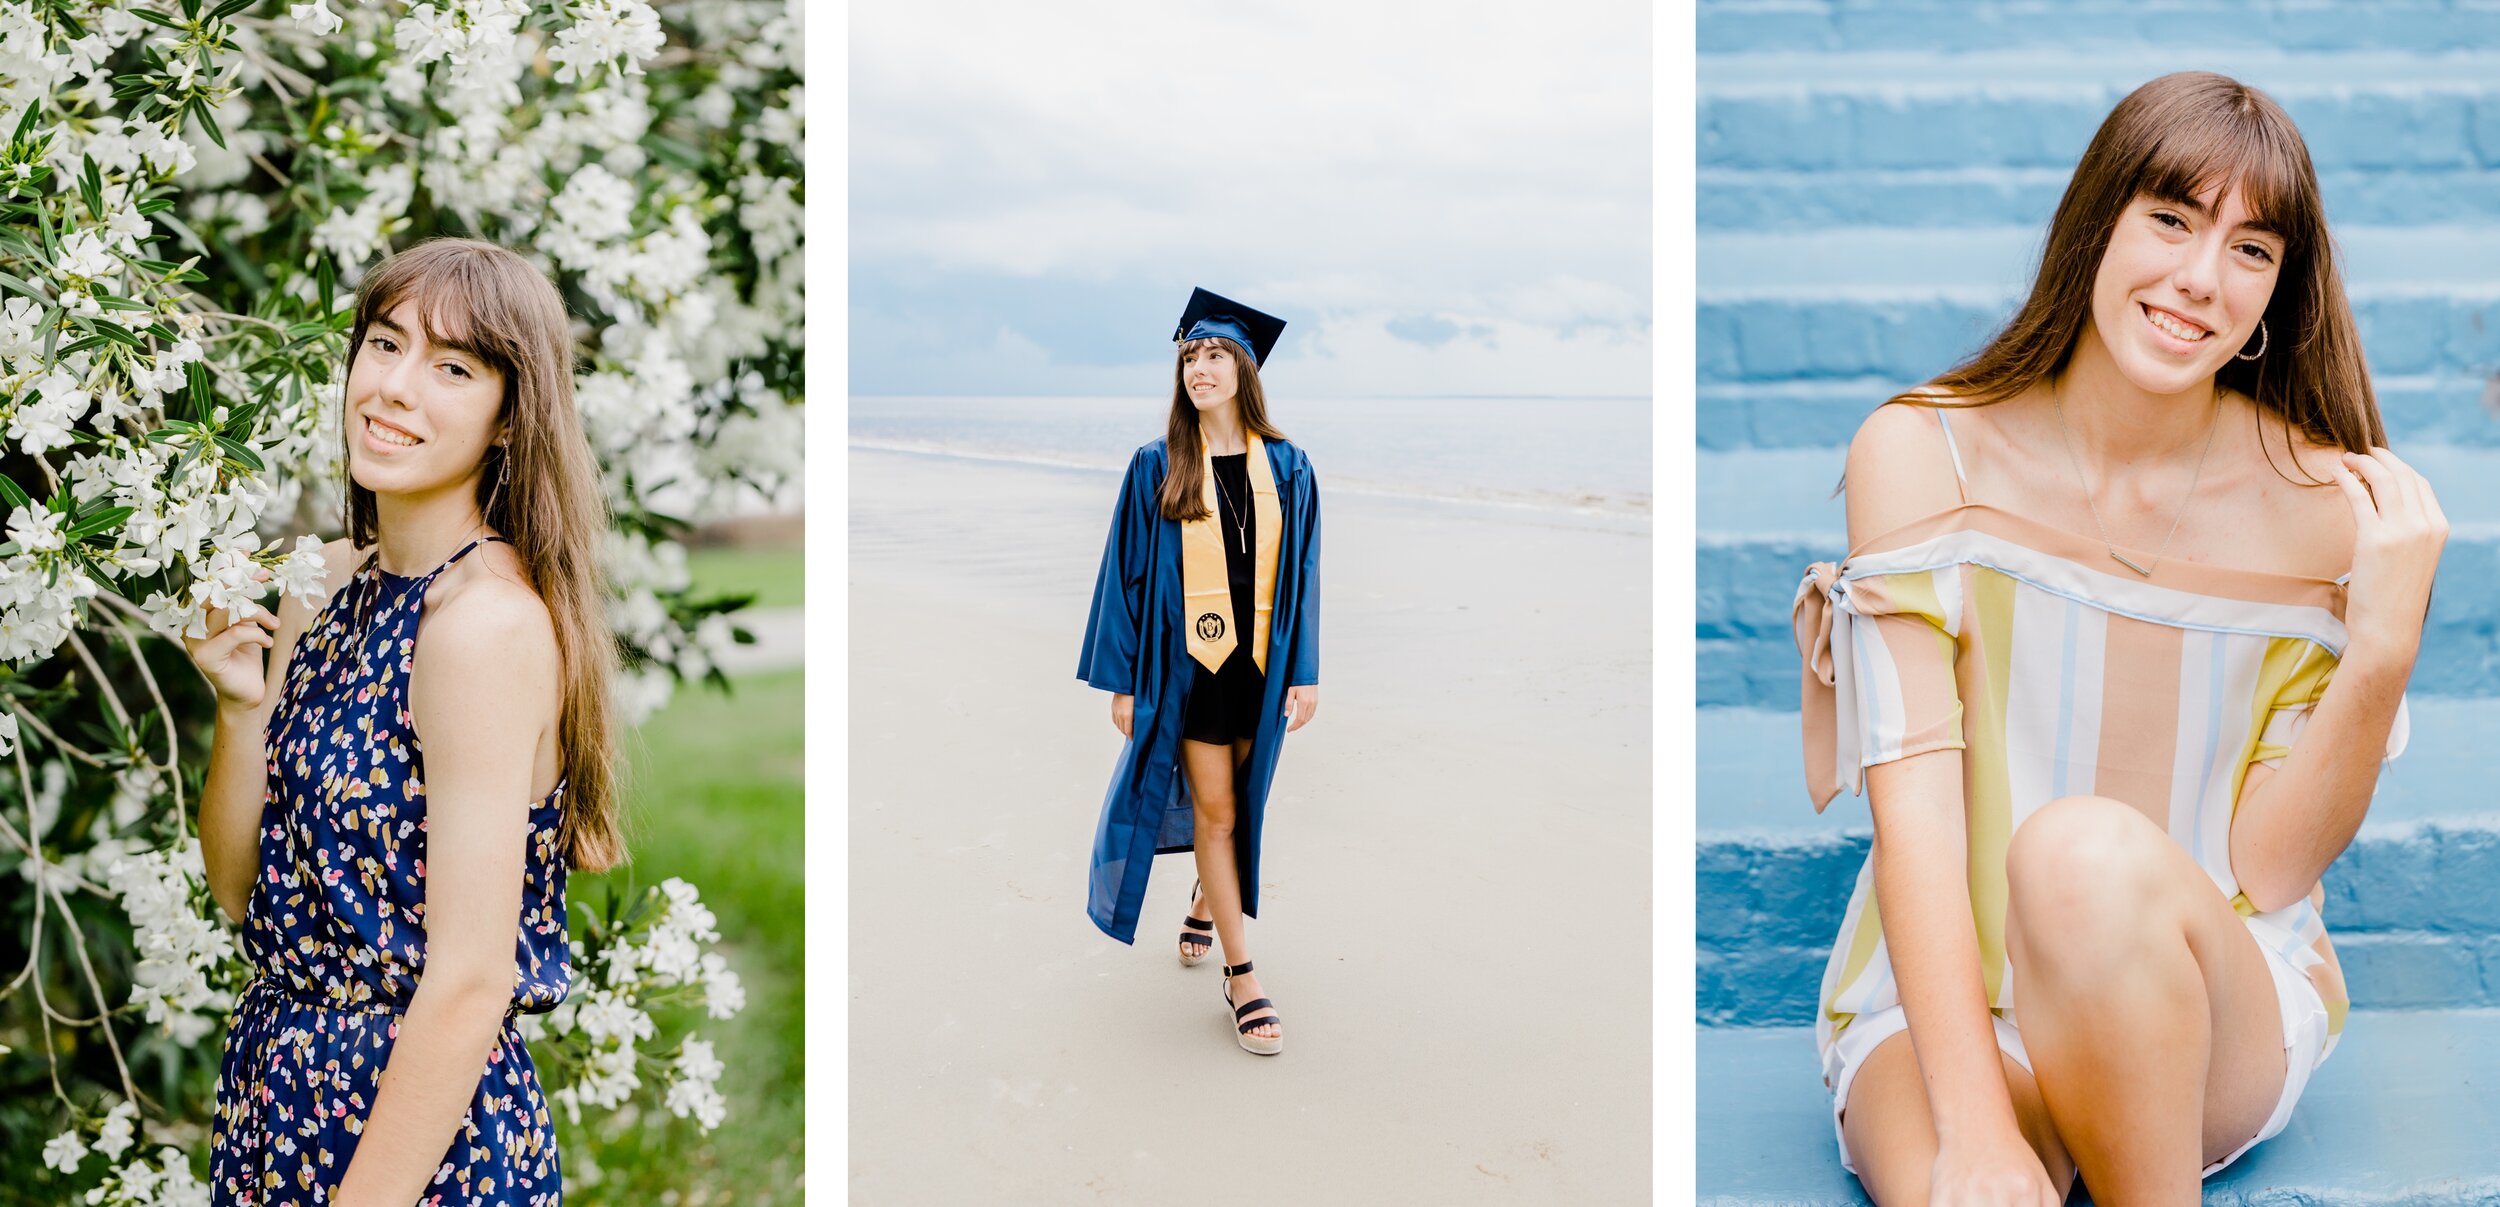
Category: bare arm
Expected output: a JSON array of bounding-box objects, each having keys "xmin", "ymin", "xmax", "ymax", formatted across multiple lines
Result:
[
  {"xmin": 332, "ymin": 581, "xmax": 558, "ymax": 1206},
  {"xmin": 2230, "ymin": 447, "xmax": 2445, "ymax": 912},
  {"xmin": 190, "ymin": 538, "xmax": 355, "ymax": 925},
  {"xmin": 1844, "ymin": 404, "xmax": 2055, "ymax": 1201}
]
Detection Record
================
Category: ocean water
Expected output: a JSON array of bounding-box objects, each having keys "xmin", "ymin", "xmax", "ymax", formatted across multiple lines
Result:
[{"xmin": 850, "ymin": 395, "xmax": 1652, "ymax": 516}]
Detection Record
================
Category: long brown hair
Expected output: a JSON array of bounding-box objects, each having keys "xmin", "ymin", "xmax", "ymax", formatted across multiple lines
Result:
[
  {"xmin": 342, "ymin": 237, "xmax": 624, "ymax": 872},
  {"xmin": 1890, "ymin": 71, "xmax": 2384, "ymax": 465},
  {"xmin": 1158, "ymin": 336, "xmax": 1290, "ymax": 520}
]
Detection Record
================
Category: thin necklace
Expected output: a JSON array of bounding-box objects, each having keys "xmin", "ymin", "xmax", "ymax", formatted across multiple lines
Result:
[
  {"xmin": 1209, "ymin": 454, "xmax": 1248, "ymax": 553},
  {"xmin": 2048, "ymin": 378, "xmax": 2221, "ymax": 577}
]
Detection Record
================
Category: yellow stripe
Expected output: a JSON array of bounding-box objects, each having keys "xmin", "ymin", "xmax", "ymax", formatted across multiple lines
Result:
[
  {"xmin": 1966, "ymin": 567, "xmax": 2017, "ymax": 1004},
  {"xmin": 1829, "ymin": 887, "xmax": 1887, "ymax": 1024}
]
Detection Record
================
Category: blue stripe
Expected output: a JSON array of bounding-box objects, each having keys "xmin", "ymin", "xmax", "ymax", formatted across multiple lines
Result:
[{"xmin": 2053, "ymin": 595, "xmax": 2078, "ymax": 800}]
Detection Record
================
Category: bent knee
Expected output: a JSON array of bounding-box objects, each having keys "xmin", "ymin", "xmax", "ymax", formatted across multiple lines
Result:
[{"xmin": 2008, "ymin": 796, "xmax": 2172, "ymax": 922}]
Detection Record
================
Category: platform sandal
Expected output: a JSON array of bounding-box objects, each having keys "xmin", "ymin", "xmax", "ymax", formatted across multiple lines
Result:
[
  {"xmin": 1220, "ymin": 960, "xmax": 1283, "ymax": 1056},
  {"xmin": 1177, "ymin": 879, "xmax": 1214, "ymax": 967}
]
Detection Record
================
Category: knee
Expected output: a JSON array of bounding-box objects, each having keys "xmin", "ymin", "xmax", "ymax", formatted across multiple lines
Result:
[
  {"xmin": 1192, "ymin": 793, "xmax": 1236, "ymax": 839},
  {"xmin": 2007, "ymin": 796, "xmax": 2172, "ymax": 943}
]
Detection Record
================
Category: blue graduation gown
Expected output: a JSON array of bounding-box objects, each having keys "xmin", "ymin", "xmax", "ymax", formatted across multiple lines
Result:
[{"xmin": 1078, "ymin": 436, "xmax": 1321, "ymax": 944}]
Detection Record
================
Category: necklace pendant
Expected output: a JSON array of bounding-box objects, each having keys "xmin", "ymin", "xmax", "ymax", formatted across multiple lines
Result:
[{"xmin": 2109, "ymin": 549, "xmax": 2154, "ymax": 577}]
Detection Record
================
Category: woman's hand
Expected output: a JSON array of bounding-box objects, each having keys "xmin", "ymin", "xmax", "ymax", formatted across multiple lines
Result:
[
  {"xmin": 1931, "ymin": 1131, "xmax": 2063, "ymax": 1207},
  {"xmin": 184, "ymin": 587, "xmax": 278, "ymax": 710},
  {"xmin": 1112, "ymin": 693, "xmax": 1133, "ymax": 738},
  {"xmin": 2331, "ymin": 447, "xmax": 2448, "ymax": 667},
  {"xmin": 1284, "ymin": 684, "xmax": 1318, "ymax": 732}
]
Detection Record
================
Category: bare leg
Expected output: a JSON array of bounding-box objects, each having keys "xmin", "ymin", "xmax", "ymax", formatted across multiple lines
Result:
[
  {"xmin": 1184, "ymin": 736, "xmax": 1275, "ymax": 1040},
  {"xmin": 1839, "ymin": 1029, "xmax": 2078, "ymax": 1206},
  {"xmin": 2006, "ymin": 796, "xmax": 2291, "ymax": 1205}
]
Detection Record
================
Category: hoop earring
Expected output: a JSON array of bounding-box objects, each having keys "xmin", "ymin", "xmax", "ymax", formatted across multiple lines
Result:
[{"xmin": 2235, "ymin": 318, "xmax": 2268, "ymax": 361}]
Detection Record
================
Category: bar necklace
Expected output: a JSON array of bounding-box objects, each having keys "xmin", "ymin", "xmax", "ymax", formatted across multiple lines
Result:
[
  {"xmin": 1210, "ymin": 455, "xmax": 1248, "ymax": 553},
  {"xmin": 2049, "ymin": 379, "xmax": 2220, "ymax": 577}
]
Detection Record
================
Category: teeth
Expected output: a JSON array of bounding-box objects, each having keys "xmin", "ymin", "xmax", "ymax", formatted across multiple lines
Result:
[
  {"xmin": 2146, "ymin": 307, "xmax": 2209, "ymax": 342},
  {"xmin": 367, "ymin": 419, "xmax": 419, "ymax": 447}
]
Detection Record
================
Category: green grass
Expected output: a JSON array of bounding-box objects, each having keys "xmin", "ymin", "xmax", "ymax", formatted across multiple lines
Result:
[
  {"xmin": 562, "ymin": 667, "xmax": 804, "ymax": 1204},
  {"xmin": 686, "ymin": 546, "xmax": 804, "ymax": 610}
]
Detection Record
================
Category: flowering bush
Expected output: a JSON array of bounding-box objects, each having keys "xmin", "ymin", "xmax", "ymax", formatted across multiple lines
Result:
[{"xmin": 0, "ymin": 0, "xmax": 802, "ymax": 1197}]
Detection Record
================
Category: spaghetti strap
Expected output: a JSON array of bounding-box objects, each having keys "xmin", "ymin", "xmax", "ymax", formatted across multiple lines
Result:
[
  {"xmin": 428, "ymin": 535, "xmax": 509, "ymax": 578},
  {"xmin": 1932, "ymin": 407, "xmax": 1971, "ymax": 504}
]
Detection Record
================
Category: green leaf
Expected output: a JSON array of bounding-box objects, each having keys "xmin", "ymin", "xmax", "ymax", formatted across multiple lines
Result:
[
  {"xmin": 93, "ymin": 295, "xmax": 152, "ymax": 313},
  {"xmin": 65, "ymin": 507, "xmax": 133, "ymax": 542},
  {"xmin": 134, "ymin": 197, "xmax": 173, "ymax": 215},
  {"xmin": 210, "ymin": 0, "xmax": 257, "ymax": 17},
  {"xmin": 0, "ymin": 271, "xmax": 44, "ymax": 303},
  {"xmin": 222, "ymin": 401, "xmax": 261, "ymax": 436},
  {"xmin": 143, "ymin": 427, "xmax": 191, "ymax": 444},
  {"xmin": 191, "ymin": 100, "xmax": 228, "ymax": 151},
  {"xmin": 11, "ymin": 100, "xmax": 39, "ymax": 143},
  {"xmin": 0, "ymin": 476, "xmax": 27, "ymax": 510},
  {"xmin": 143, "ymin": 321, "xmax": 178, "ymax": 341},
  {"xmin": 128, "ymin": 8, "xmax": 181, "ymax": 29},
  {"xmin": 216, "ymin": 437, "xmax": 265, "ymax": 472},
  {"xmin": 186, "ymin": 362, "xmax": 215, "ymax": 421},
  {"xmin": 317, "ymin": 256, "xmax": 335, "ymax": 317},
  {"xmin": 179, "ymin": 0, "xmax": 201, "ymax": 19},
  {"xmin": 56, "ymin": 334, "xmax": 114, "ymax": 356},
  {"xmin": 79, "ymin": 155, "xmax": 103, "ymax": 221}
]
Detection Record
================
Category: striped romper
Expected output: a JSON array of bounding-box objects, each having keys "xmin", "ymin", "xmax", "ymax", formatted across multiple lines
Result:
[{"xmin": 1790, "ymin": 407, "xmax": 2408, "ymax": 1179}]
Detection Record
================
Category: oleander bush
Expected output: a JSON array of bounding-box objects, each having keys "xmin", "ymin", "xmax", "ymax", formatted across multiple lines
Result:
[{"xmin": 0, "ymin": 0, "xmax": 803, "ymax": 1198}]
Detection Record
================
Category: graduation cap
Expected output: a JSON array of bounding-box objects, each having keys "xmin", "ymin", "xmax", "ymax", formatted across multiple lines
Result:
[{"xmin": 1173, "ymin": 287, "xmax": 1286, "ymax": 367}]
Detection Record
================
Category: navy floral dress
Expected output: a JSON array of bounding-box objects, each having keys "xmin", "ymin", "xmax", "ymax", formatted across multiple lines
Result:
[{"xmin": 210, "ymin": 536, "xmax": 572, "ymax": 1205}]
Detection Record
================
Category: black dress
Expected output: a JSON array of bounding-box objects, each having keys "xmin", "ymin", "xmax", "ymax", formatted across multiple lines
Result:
[{"xmin": 1181, "ymin": 452, "xmax": 1268, "ymax": 745}]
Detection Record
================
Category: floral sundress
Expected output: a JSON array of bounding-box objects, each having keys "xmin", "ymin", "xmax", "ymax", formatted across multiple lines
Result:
[{"xmin": 210, "ymin": 536, "xmax": 572, "ymax": 1205}]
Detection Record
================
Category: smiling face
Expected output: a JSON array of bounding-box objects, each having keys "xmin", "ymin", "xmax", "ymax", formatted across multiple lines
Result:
[
  {"xmin": 344, "ymin": 298, "xmax": 509, "ymax": 501},
  {"xmin": 2086, "ymin": 181, "xmax": 2285, "ymax": 398},
  {"xmin": 1179, "ymin": 338, "xmax": 1241, "ymax": 412}
]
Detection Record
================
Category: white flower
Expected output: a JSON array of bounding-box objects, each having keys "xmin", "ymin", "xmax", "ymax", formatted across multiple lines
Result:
[
  {"xmin": 55, "ymin": 230, "xmax": 120, "ymax": 279},
  {"xmin": 6, "ymin": 505, "xmax": 64, "ymax": 553},
  {"xmin": 94, "ymin": 1100, "xmax": 137, "ymax": 1160},
  {"xmin": 289, "ymin": 0, "xmax": 343, "ymax": 36},
  {"xmin": 275, "ymin": 534, "xmax": 328, "ymax": 603},
  {"xmin": 42, "ymin": 1128, "xmax": 84, "ymax": 1173},
  {"xmin": 0, "ymin": 712, "xmax": 19, "ymax": 759}
]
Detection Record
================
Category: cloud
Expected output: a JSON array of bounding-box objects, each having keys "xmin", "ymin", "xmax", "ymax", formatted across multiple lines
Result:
[{"xmin": 851, "ymin": 0, "xmax": 1651, "ymax": 397}]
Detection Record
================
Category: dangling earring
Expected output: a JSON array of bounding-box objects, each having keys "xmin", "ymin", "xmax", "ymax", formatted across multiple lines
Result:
[
  {"xmin": 485, "ymin": 444, "xmax": 511, "ymax": 518},
  {"xmin": 2235, "ymin": 318, "xmax": 2268, "ymax": 361}
]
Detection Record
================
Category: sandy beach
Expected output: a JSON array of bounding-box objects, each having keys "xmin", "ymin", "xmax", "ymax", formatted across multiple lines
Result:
[{"xmin": 849, "ymin": 443, "xmax": 1651, "ymax": 1204}]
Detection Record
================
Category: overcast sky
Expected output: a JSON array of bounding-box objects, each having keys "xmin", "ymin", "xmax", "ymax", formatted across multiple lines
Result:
[{"xmin": 851, "ymin": 0, "xmax": 1651, "ymax": 398}]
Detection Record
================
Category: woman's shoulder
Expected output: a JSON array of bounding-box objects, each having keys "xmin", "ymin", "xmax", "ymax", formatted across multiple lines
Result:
[
  {"xmin": 424, "ymin": 546, "xmax": 558, "ymax": 665},
  {"xmin": 1843, "ymin": 397, "xmax": 1967, "ymax": 544}
]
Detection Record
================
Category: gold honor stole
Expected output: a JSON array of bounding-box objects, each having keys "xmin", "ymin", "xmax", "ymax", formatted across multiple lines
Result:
[{"xmin": 1183, "ymin": 431, "xmax": 1283, "ymax": 675}]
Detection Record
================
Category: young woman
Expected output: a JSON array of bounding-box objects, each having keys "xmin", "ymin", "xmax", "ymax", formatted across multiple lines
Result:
[
  {"xmin": 1793, "ymin": 73, "xmax": 2444, "ymax": 1202},
  {"xmin": 190, "ymin": 237, "xmax": 619, "ymax": 1203},
  {"xmin": 1079, "ymin": 288, "xmax": 1322, "ymax": 1056}
]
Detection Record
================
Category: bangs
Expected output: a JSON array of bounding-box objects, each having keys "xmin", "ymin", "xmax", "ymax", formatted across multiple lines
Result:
[
  {"xmin": 358, "ymin": 249, "xmax": 507, "ymax": 368},
  {"xmin": 2134, "ymin": 106, "xmax": 2311, "ymax": 248},
  {"xmin": 1177, "ymin": 336, "xmax": 1239, "ymax": 357}
]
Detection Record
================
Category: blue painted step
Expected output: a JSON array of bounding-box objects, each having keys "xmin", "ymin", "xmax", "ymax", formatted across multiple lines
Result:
[
  {"xmin": 1697, "ymin": 1009, "xmax": 2500, "ymax": 1205},
  {"xmin": 1699, "ymin": 166, "xmax": 2500, "ymax": 231},
  {"xmin": 1699, "ymin": 51, "xmax": 2500, "ymax": 173},
  {"xmin": 1697, "ymin": 377, "xmax": 2500, "ymax": 452},
  {"xmin": 1700, "ymin": 1, "xmax": 2500, "ymax": 57}
]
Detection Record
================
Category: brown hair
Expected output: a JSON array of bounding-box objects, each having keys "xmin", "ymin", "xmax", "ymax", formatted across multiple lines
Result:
[
  {"xmin": 343, "ymin": 237, "xmax": 624, "ymax": 872},
  {"xmin": 1157, "ymin": 336, "xmax": 1290, "ymax": 520},
  {"xmin": 1889, "ymin": 71, "xmax": 2384, "ymax": 465}
]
